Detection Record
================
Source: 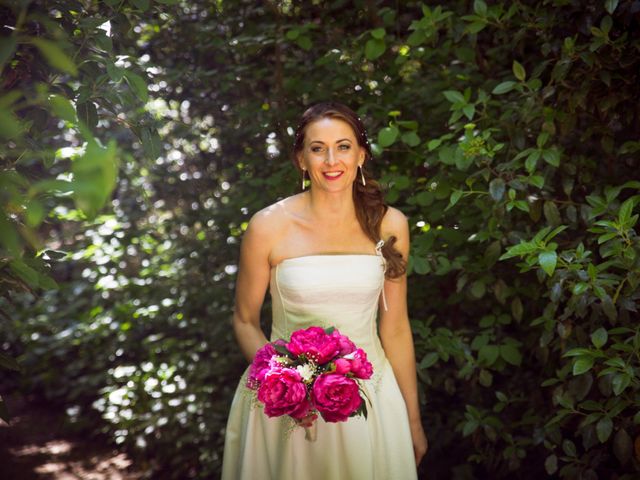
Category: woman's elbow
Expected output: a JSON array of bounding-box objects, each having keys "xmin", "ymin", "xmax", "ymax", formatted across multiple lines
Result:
[
  {"xmin": 380, "ymin": 318, "xmax": 412, "ymax": 343},
  {"xmin": 232, "ymin": 310, "xmax": 259, "ymax": 336}
]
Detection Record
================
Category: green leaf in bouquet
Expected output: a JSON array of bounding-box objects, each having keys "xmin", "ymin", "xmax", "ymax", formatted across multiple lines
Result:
[{"xmin": 272, "ymin": 342, "xmax": 293, "ymax": 358}]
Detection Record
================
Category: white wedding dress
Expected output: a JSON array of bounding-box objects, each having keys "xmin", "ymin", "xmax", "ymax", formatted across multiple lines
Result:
[{"xmin": 221, "ymin": 241, "xmax": 418, "ymax": 480}]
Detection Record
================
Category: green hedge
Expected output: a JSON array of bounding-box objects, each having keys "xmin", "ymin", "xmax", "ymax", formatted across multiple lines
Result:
[{"xmin": 1, "ymin": 1, "xmax": 639, "ymax": 478}]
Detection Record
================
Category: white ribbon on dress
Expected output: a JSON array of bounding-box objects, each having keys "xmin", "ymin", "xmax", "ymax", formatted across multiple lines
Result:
[{"xmin": 375, "ymin": 240, "xmax": 388, "ymax": 312}]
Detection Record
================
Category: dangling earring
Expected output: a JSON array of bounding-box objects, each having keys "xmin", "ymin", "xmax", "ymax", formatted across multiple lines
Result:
[
  {"xmin": 359, "ymin": 165, "xmax": 366, "ymax": 186},
  {"xmin": 301, "ymin": 169, "xmax": 306, "ymax": 190}
]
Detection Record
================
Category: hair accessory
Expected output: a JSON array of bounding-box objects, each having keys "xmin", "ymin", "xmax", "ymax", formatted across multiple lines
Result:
[{"xmin": 359, "ymin": 165, "xmax": 366, "ymax": 186}]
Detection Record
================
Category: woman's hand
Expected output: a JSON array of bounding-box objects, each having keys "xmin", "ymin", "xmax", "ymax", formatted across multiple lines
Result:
[
  {"xmin": 410, "ymin": 421, "xmax": 428, "ymax": 466},
  {"xmin": 294, "ymin": 412, "xmax": 318, "ymax": 428}
]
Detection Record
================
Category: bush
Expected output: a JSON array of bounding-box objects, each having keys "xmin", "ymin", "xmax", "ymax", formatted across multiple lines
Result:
[{"xmin": 1, "ymin": 1, "xmax": 639, "ymax": 478}]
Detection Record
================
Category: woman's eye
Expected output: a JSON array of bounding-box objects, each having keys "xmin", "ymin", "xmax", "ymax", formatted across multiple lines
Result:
[
  {"xmin": 311, "ymin": 147, "xmax": 323, "ymax": 153},
  {"xmin": 339, "ymin": 144, "xmax": 350, "ymax": 150}
]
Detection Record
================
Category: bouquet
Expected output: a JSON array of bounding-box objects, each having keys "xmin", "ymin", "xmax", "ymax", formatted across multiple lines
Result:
[{"xmin": 246, "ymin": 326, "xmax": 373, "ymax": 441}]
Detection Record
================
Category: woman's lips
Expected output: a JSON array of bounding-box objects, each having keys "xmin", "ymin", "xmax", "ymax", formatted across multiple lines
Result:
[{"xmin": 322, "ymin": 171, "xmax": 344, "ymax": 180}]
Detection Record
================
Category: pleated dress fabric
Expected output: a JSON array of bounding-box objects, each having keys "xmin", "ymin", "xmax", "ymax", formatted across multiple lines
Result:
[{"xmin": 221, "ymin": 248, "xmax": 418, "ymax": 480}]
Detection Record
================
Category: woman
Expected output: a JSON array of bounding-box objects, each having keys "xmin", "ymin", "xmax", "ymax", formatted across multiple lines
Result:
[{"xmin": 221, "ymin": 102, "xmax": 428, "ymax": 479}]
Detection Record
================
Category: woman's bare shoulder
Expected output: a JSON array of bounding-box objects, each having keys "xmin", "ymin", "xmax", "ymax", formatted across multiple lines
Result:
[
  {"xmin": 381, "ymin": 205, "xmax": 409, "ymax": 239},
  {"xmin": 246, "ymin": 194, "xmax": 303, "ymax": 243}
]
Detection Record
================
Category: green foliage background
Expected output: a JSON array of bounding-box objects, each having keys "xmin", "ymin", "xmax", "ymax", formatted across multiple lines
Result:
[{"xmin": 1, "ymin": 0, "xmax": 639, "ymax": 478}]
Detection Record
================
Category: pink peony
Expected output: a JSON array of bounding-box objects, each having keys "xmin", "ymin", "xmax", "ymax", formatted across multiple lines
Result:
[
  {"xmin": 311, "ymin": 373, "xmax": 362, "ymax": 422},
  {"xmin": 331, "ymin": 329, "xmax": 356, "ymax": 356},
  {"xmin": 257, "ymin": 368, "xmax": 311, "ymax": 419},
  {"xmin": 247, "ymin": 343, "xmax": 277, "ymax": 389},
  {"xmin": 333, "ymin": 358, "xmax": 351, "ymax": 375},
  {"xmin": 346, "ymin": 348, "xmax": 373, "ymax": 380},
  {"xmin": 287, "ymin": 327, "xmax": 340, "ymax": 364}
]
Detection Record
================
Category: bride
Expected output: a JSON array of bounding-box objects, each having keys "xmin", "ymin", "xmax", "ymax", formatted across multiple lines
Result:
[{"xmin": 221, "ymin": 101, "xmax": 428, "ymax": 479}]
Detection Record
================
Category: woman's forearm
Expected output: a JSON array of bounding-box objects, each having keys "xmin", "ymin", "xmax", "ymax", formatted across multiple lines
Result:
[
  {"xmin": 233, "ymin": 314, "xmax": 269, "ymax": 363},
  {"xmin": 381, "ymin": 325, "xmax": 422, "ymax": 424}
]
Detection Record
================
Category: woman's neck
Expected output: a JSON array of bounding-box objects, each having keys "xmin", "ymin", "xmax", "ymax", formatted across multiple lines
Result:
[{"xmin": 304, "ymin": 187, "xmax": 357, "ymax": 226}]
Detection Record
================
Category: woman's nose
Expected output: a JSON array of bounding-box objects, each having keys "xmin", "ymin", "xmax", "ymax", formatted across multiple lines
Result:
[{"xmin": 324, "ymin": 148, "xmax": 337, "ymax": 165}]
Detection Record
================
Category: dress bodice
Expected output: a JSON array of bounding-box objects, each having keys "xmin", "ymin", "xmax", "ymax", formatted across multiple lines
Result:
[{"xmin": 269, "ymin": 246, "xmax": 388, "ymax": 371}]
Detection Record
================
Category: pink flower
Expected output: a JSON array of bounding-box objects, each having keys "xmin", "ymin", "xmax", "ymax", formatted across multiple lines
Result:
[
  {"xmin": 346, "ymin": 348, "xmax": 373, "ymax": 380},
  {"xmin": 257, "ymin": 368, "xmax": 311, "ymax": 419},
  {"xmin": 287, "ymin": 327, "xmax": 340, "ymax": 364},
  {"xmin": 247, "ymin": 343, "xmax": 277, "ymax": 389},
  {"xmin": 331, "ymin": 329, "xmax": 356, "ymax": 356},
  {"xmin": 311, "ymin": 373, "xmax": 362, "ymax": 422},
  {"xmin": 333, "ymin": 358, "xmax": 351, "ymax": 375}
]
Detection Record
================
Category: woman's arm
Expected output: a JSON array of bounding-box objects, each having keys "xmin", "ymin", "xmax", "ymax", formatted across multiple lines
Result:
[
  {"xmin": 379, "ymin": 207, "xmax": 428, "ymax": 465},
  {"xmin": 232, "ymin": 210, "xmax": 275, "ymax": 362}
]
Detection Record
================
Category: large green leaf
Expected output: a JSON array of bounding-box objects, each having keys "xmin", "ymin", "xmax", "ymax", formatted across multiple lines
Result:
[
  {"xmin": 72, "ymin": 140, "xmax": 119, "ymax": 218},
  {"xmin": 9, "ymin": 259, "xmax": 40, "ymax": 287},
  {"xmin": 124, "ymin": 71, "xmax": 149, "ymax": 103},
  {"xmin": 590, "ymin": 328, "xmax": 607, "ymax": 349},
  {"xmin": 612, "ymin": 373, "xmax": 631, "ymax": 396},
  {"xmin": 573, "ymin": 356, "xmax": 594, "ymax": 375},
  {"xmin": 512, "ymin": 60, "xmax": 526, "ymax": 81},
  {"xmin": 48, "ymin": 94, "xmax": 77, "ymax": 123},
  {"xmin": 538, "ymin": 250, "xmax": 557, "ymax": 276},
  {"xmin": 596, "ymin": 416, "xmax": 613, "ymax": 443},
  {"xmin": 478, "ymin": 344, "xmax": 499, "ymax": 366},
  {"xmin": 31, "ymin": 38, "xmax": 78, "ymax": 76},
  {"xmin": 401, "ymin": 131, "xmax": 420, "ymax": 147},
  {"xmin": 0, "ymin": 109, "xmax": 22, "ymax": 139},
  {"xmin": 499, "ymin": 344, "xmax": 522, "ymax": 366},
  {"xmin": 492, "ymin": 81, "xmax": 516, "ymax": 94},
  {"xmin": 378, "ymin": 126, "xmax": 398, "ymax": 147},
  {"xmin": 364, "ymin": 38, "xmax": 385, "ymax": 60},
  {"xmin": 619, "ymin": 198, "xmax": 634, "ymax": 225},
  {"xmin": 140, "ymin": 128, "xmax": 162, "ymax": 160}
]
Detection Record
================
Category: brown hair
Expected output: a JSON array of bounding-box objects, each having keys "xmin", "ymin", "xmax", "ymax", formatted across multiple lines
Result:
[{"xmin": 291, "ymin": 101, "xmax": 406, "ymax": 279}]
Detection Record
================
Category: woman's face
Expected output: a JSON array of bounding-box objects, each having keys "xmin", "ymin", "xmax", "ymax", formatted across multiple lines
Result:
[{"xmin": 297, "ymin": 117, "xmax": 365, "ymax": 193}]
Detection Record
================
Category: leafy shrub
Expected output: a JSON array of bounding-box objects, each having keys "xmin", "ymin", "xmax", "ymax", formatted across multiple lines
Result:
[{"xmin": 1, "ymin": 1, "xmax": 639, "ymax": 478}]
